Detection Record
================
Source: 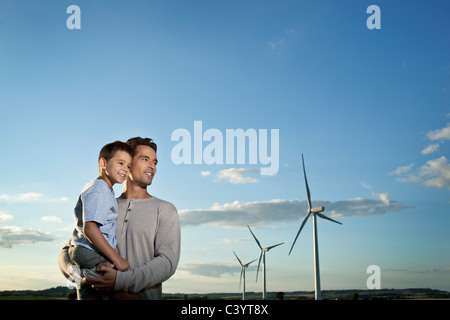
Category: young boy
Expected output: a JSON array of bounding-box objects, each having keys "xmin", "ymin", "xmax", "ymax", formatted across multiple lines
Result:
[{"xmin": 69, "ymin": 140, "xmax": 133, "ymax": 299}]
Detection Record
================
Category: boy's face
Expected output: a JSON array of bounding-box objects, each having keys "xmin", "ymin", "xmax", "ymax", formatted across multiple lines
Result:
[{"xmin": 101, "ymin": 150, "xmax": 132, "ymax": 186}]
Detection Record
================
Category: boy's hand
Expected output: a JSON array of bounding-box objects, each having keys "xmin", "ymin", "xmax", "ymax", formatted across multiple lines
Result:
[
  {"xmin": 113, "ymin": 256, "xmax": 131, "ymax": 272},
  {"xmin": 96, "ymin": 261, "xmax": 114, "ymax": 270}
]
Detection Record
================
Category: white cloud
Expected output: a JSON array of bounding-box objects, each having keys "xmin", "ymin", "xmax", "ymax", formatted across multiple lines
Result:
[
  {"xmin": 389, "ymin": 164, "xmax": 414, "ymax": 176},
  {"xmin": 41, "ymin": 216, "xmax": 62, "ymax": 223},
  {"xmin": 179, "ymin": 263, "xmax": 237, "ymax": 278},
  {"xmin": 426, "ymin": 123, "xmax": 450, "ymax": 141},
  {"xmin": 207, "ymin": 168, "xmax": 259, "ymax": 184},
  {"xmin": 15, "ymin": 193, "xmax": 42, "ymax": 201},
  {"xmin": 200, "ymin": 171, "xmax": 212, "ymax": 177},
  {"xmin": 0, "ymin": 193, "xmax": 68, "ymax": 202},
  {"xmin": 218, "ymin": 238, "xmax": 249, "ymax": 245},
  {"xmin": 421, "ymin": 143, "xmax": 440, "ymax": 155},
  {"xmin": 393, "ymin": 119, "xmax": 450, "ymax": 190},
  {"xmin": 179, "ymin": 196, "xmax": 408, "ymax": 229},
  {"xmin": 399, "ymin": 156, "xmax": 450, "ymax": 189},
  {"xmin": 0, "ymin": 212, "xmax": 13, "ymax": 225},
  {"xmin": 0, "ymin": 226, "xmax": 54, "ymax": 248},
  {"xmin": 371, "ymin": 192, "xmax": 390, "ymax": 206}
]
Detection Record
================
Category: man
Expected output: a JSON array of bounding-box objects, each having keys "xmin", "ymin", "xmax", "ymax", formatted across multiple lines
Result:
[{"xmin": 58, "ymin": 137, "xmax": 181, "ymax": 299}]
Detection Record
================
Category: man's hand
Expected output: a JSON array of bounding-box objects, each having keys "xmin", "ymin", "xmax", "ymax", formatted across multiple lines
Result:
[{"xmin": 84, "ymin": 263, "xmax": 117, "ymax": 292}]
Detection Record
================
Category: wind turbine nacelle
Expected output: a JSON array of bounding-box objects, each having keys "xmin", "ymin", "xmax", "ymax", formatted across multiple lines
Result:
[{"xmin": 311, "ymin": 206, "xmax": 325, "ymax": 213}]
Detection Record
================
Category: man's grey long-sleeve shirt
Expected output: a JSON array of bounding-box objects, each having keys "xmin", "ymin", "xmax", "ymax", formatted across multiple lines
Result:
[{"xmin": 113, "ymin": 197, "xmax": 181, "ymax": 299}]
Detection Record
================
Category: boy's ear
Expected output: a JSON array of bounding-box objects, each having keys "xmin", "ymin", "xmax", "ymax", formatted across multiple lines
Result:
[{"xmin": 99, "ymin": 157, "xmax": 107, "ymax": 170}]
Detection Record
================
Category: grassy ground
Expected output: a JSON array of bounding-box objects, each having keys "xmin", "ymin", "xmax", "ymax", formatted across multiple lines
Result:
[{"xmin": 0, "ymin": 296, "xmax": 57, "ymax": 300}]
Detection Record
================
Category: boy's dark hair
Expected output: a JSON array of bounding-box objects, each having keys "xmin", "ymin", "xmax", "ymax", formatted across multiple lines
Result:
[
  {"xmin": 126, "ymin": 137, "xmax": 157, "ymax": 153},
  {"xmin": 99, "ymin": 141, "xmax": 134, "ymax": 162}
]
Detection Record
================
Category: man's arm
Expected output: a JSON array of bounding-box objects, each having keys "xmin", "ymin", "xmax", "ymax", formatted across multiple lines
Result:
[{"xmin": 113, "ymin": 204, "xmax": 181, "ymax": 293}]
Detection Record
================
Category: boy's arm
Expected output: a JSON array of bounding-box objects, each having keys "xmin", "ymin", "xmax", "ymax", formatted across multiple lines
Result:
[{"xmin": 83, "ymin": 222, "xmax": 130, "ymax": 271}]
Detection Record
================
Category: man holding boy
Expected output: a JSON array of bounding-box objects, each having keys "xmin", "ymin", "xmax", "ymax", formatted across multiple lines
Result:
[
  {"xmin": 68, "ymin": 141, "xmax": 133, "ymax": 299},
  {"xmin": 58, "ymin": 137, "xmax": 181, "ymax": 300}
]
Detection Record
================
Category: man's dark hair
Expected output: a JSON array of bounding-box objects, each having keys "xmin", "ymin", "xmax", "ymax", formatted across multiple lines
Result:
[
  {"xmin": 99, "ymin": 140, "xmax": 134, "ymax": 161},
  {"xmin": 126, "ymin": 137, "xmax": 157, "ymax": 153}
]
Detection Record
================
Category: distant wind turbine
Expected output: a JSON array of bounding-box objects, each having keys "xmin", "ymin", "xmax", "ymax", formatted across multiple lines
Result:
[
  {"xmin": 288, "ymin": 154, "xmax": 342, "ymax": 300},
  {"xmin": 233, "ymin": 251, "xmax": 256, "ymax": 300},
  {"xmin": 247, "ymin": 225, "xmax": 285, "ymax": 300}
]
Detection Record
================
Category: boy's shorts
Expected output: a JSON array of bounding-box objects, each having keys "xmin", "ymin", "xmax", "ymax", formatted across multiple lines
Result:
[
  {"xmin": 68, "ymin": 245, "xmax": 108, "ymax": 269},
  {"xmin": 68, "ymin": 245, "xmax": 109, "ymax": 300}
]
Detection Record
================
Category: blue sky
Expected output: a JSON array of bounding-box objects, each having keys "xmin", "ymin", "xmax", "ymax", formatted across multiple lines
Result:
[{"xmin": 0, "ymin": 0, "xmax": 449, "ymax": 294}]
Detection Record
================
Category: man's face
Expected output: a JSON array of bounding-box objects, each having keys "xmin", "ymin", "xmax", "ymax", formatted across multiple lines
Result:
[{"xmin": 129, "ymin": 145, "xmax": 158, "ymax": 187}]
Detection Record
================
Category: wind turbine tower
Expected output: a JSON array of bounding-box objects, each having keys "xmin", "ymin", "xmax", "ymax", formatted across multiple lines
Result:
[
  {"xmin": 289, "ymin": 154, "xmax": 342, "ymax": 300},
  {"xmin": 233, "ymin": 251, "xmax": 256, "ymax": 300},
  {"xmin": 247, "ymin": 225, "xmax": 285, "ymax": 300}
]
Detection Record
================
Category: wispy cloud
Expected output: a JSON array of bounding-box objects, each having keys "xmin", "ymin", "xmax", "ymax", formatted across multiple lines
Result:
[
  {"xmin": 384, "ymin": 266, "xmax": 450, "ymax": 274},
  {"xmin": 41, "ymin": 216, "xmax": 62, "ymax": 223},
  {"xmin": 423, "ymin": 122, "xmax": 450, "ymax": 156},
  {"xmin": 179, "ymin": 195, "xmax": 408, "ymax": 228},
  {"xmin": 392, "ymin": 118, "xmax": 450, "ymax": 190},
  {"xmin": 389, "ymin": 164, "xmax": 414, "ymax": 176},
  {"xmin": 201, "ymin": 168, "xmax": 259, "ymax": 184},
  {"xmin": 426, "ymin": 267, "xmax": 450, "ymax": 274},
  {"xmin": 421, "ymin": 143, "xmax": 440, "ymax": 155},
  {"xmin": 0, "ymin": 226, "xmax": 54, "ymax": 248},
  {"xmin": 179, "ymin": 263, "xmax": 238, "ymax": 278},
  {"xmin": 426, "ymin": 123, "xmax": 450, "ymax": 141},
  {"xmin": 0, "ymin": 213, "xmax": 56, "ymax": 248},
  {"xmin": 0, "ymin": 212, "xmax": 13, "ymax": 225},
  {"xmin": 0, "ymin": 193, "xmax": 68, "ymax": 202},
  {"xmin": 397, "ymin": 156, "xmax": 450, "ymax": 189},
  {"xmin": 371, "ymin": 192, "xmax": 390, "ymax": 206},
  {"xmin": 268, "ymin": 39, "xmax": 286, "ymax": 49},
  {"xmin": 217, "ymin": 238, "xmax": 249, "ymax": 245},
  {"xmin": 267, "ymin": 28, "xmax": 296, "ymax": 50}
]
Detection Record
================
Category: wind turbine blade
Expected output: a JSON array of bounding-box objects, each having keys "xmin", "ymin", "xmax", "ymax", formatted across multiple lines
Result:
[
  {"xmin": 267, "ymin": 242, "xmax": 286, "ymax": 251},
  {"xmin": 247, "ymin": 225, "xmax": 263, "ymax": 250},
  {"xmin": 289, "ymin": 211, "xmax": 311, "ymax": 255},
  {"xmin": 239, "ymin": 269, "xmax": 243, "ymax": 289},
  {"xmin": 255, "ymin": 252, "xmax": 263, "ymax": 282},
  {"xmin": 244, "ymin": 259, "xmax": 257, "ymax": 268},
  {"xmin": 316, "ymin": 212, "xmax": 342, "ymax": 225},
  {"xmin": 233, "ymin": 251, "xmax": 244, "ymax": 266},
  {"xmin": 302, "ymin": 154, "xmax": 312, "ymax": 212}
]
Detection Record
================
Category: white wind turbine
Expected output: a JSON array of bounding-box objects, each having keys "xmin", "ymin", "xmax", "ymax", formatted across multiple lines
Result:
[
  {"xmin": 233, "ymin": 251, "xmax": 256, "ymax": 300},
  {"xmin": 288, "ymin": 154, "xmax": 342, "ymax": 300},
  {"xmin": 247, "ymin": 225, "xmax": 285, "ymax": 300}
]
